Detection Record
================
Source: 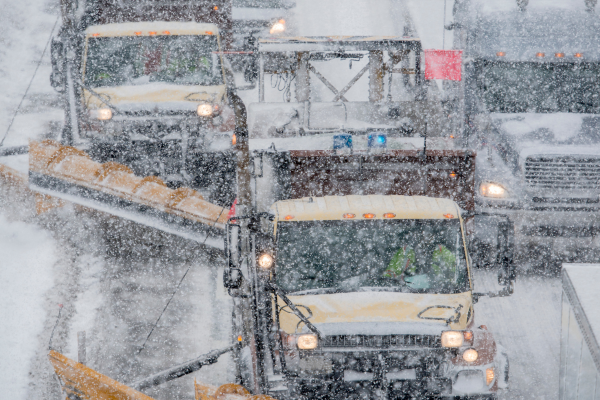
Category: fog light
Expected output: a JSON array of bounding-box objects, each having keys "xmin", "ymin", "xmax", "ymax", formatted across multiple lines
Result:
[
  {"xmin": 462, "ymin": 349, "xmax": 478, "ymax": 362},
  {"xmin": 257, "ymin": 253, "xmax": 274, "ymax": 269},
  {"xmin": 441, "ymin": 331, "xmax": 464, "ymax": 348},
  {"xmin": 197, "ymin": 104, "xmax": 213, "ymax": 117},
  {"xmin": 479, "ymin": 182, "xmax": 508, "ymax": 198},
  {"xmin": 297, "ymin": 334, "xmax": 318, "ymax": 350},
  {"xmin": 486, "ymin": 368, "xmax": 495, "ymax": 385}
]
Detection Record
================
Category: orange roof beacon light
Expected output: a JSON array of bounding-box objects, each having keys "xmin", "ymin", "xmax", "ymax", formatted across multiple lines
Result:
[
  {"xmin": 214, "ymin": 6, "xmax": 219, "ymax": 10},
  {"xmin": 496, "ymin": 51, "xmax": 506, "ymax": 57},
  {"xmin": 443, "ymin": 214, "xmax": 454, "ymax": 219},
  {"xmin": 149, "ymin": 31, "xmax": 157, "ymax": 35},
  {"xmin": 343, "ymin": 213, "xmax": 356, "ymax": 219},
  {"xmin": 163, "ymin": 31, "xmax": 171, "ymax": 35},
  {"xmin": 363, "ymin": 213, "xmax": 376, "ymax": 219},
  {"xmin": 231, "ymin": 134, "xmax": 236, "ymax": 146},
  {"xmin": 284, "ymin": 215, "xmax": 295, "ymax": 220},
  {"xmin": 92, "ymin": 33, "xmax": 100, "ymax": 37},
  {"xmin": 555, "ymin": 52, "xmax": 565, "ymax": 58},
  {"xmin": 575, "ymin": 53, "xmax": 583, "ymax": 58},
  {"xmin": 449, "ymin": 171, "xmax": 457, "ymax": 178},
  {"xmin": 383, "ymin": 213, "xmax": 396, "ymax": 218},
  {"xmin": 134, "ymin": 31, "xmax": 142, "ymax": 35},
  {"xmin": 536, "ymin": 52, "xmax": 545, "ymax": 58},
  {"xmin": 206, "ymin": 31, "xmax": 213, "ymax": 35}
]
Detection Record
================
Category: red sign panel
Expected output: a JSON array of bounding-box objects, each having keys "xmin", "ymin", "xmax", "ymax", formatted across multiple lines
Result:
[{"xmin": 424, "ymin": 50, "xmax": 463, "ymax": 81}]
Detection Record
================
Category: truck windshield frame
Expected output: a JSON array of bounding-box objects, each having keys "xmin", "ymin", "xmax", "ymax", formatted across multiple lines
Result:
[
  {"xmin": 476, "ymin": 60, "xmax": 600, "ymax": 114},
  {"xmin": 275, "ymin": 219, "xmax": 470, "ymax": 295},
  {"xmin": 84, "ymin": 35, "xmax": 224, "ymax": 88}
]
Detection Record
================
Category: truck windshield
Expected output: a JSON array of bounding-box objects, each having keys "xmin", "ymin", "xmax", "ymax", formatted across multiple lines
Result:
[
  {"xmin": 276, "ymin": 220, "xmax": 469, "ymax": 295},
  {"xmin": 477, "ymin": 61, "xmax": 600, "ymax": 113},
  {"xmin": 84, "ymin": 35, "xmax": 223, "ymax": 88}
]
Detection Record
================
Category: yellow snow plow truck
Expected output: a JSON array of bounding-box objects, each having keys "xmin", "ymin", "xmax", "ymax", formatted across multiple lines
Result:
[
  {"xmin": 50, "ymin": 0, "xmax": 237, "ymax": 205},
  {"xmin": 224, "ymin": 195, "xmax": 512, "ymax": 400}
]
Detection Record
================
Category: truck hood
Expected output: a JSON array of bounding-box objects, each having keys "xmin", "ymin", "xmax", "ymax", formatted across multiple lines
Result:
[
  {"xmin": 490, "ymin": 113, "xmax": 600, "ymax": 160},
  {"xmin": 281, "ymin": 291, "xmax": 472, "ymax": 336},
  {"xmin": 84, "ymin": 83, "xmax": 227, "ymax": 112}
]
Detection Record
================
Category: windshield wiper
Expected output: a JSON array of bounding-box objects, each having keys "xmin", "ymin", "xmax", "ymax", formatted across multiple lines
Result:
[
  {"xmin": 75, "ymin": 80, "xmax": 120, "ymax": 114},
  {"xmin": 267, "ymin": 282, "xmax": 322, "ymax": 339}
]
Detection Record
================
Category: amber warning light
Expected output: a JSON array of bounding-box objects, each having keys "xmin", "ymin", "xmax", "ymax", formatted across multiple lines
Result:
[{"xmin": 496, "ymin": 51, "xmax": 506, "ymax": 57}]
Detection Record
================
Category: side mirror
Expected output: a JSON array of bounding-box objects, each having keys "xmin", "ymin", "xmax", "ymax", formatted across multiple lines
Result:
[
  {"xmin": 473, "ymin": 215, "xmax": 515, "ymax": 301},
  {"xmin": 224, "ymin": 221, "xmax": 243, "ymax": 292},
  {"xmin": 223, "ymin": 267, "xmax": 243, "ymax": 289},
  {"xmin": 50, "ymin": 38, "xmax": 65, "ymax": 92}
]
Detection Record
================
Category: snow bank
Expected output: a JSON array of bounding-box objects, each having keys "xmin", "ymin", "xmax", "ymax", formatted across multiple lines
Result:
[{"xmin": 0, "ymin": 214, "xmax": 57, "ymax": 399}]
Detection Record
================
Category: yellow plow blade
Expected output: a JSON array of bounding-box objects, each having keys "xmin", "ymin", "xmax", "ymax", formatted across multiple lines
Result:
[
  {"xmin": 28, "ymin": 140, "xmax": 229, "ymax": 246},
  {"xmin": 48, "ymin": 350, "xmax": 156, "ymax": 400}
]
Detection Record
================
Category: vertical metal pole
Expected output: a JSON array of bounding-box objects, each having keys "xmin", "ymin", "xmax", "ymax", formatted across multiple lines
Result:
[
  {"xmin": 77, "ymin": 331, "xmax": 86, "ymax": 365},
  {"xmin": 369, "ymin": 50, "xmax": 384, "ymax": 103},
  {"xmin": 296, "ymin": 52, "xmax": 310, "ymax": 102},
  {"xmin": 259, "ymin": 53, "xmax": 265, "ymax": 102}
]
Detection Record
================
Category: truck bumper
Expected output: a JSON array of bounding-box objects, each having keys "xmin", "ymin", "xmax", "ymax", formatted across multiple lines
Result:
[{"xmin": 277, "ymin": 349, "xmax": 501, "ymax": 399}]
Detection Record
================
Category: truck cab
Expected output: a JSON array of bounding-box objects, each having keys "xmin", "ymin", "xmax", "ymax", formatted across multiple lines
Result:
[
  {"xmin": 79, "ymin": 22, "xmax": 235, "ymax": 196},
  {"xmin": 452, "ymin": 0, "xmax": 600, "ymax": 269},
  {"xmin": 50, "ymin": 0, "xmax": 238, "ymax": 205},
  {"xmin": 229, "ymin": 195, "xmax": 510, "ymax": 399}
]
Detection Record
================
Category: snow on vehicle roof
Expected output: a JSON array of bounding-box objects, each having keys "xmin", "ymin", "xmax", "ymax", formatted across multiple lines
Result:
[
  {"xmin": 258, "ymin": 36, "xmax": 420, "ymax": 52},
  {"xmin": 271, "ymin": 195, "xmax": 460, "ymax": 222},
  {"xmin": 473, "ymin": 0, "xmax": 590, "ymax": 14},
  {"xmin": 85, "ymin": 22, "xmax": 219, "ymax": 37}
]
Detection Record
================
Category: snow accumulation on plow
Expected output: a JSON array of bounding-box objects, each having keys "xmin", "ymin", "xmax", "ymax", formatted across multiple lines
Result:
[{"xmin": 27, "ymin": 140, "xmax": 229, "ymax": 246}]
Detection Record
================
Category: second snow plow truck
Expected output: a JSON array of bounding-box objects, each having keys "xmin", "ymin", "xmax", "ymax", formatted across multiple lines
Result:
[
  {"xmin": 51, "ymin": 0, "xmax": 237, "ymax": 205},
  {"xmin": 40, "ymin": 36, "xmax": 516, "ymax": 399}
]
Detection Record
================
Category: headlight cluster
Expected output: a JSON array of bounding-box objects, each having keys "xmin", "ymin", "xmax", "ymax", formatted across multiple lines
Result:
[
  {"xmin": 479, "ymin": 182, "xmax": 508, "ymax": 198},
  {"xmin": 441, "ymin": 330, "xmax": 479, "ymax": 363},
  {"xmin": 285, "ymin": 333, "xmax": 318, "ymax": 350},
  {"xmin": 197, "ymin": 103, "xmax": 220, "ymax": 117},
  {"xmin": 297, "ymin": 334, "xmax": 318, "ymax": 350},
  {"xmin": 90, "ymin": 108, "xmax": 112, "ymax": 120}
]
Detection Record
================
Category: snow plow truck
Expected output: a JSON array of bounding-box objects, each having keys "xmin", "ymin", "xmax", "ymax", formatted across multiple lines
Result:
[
  {"xmin": 35, "ymin": 36, "xmax": 517, "ymax": 399},
  {"xmin": 50, "ymin": 0, "xmax": 237, "ymax": 206}
]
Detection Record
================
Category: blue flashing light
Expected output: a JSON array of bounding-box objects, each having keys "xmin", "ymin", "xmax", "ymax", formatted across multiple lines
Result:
[
  {"xmin": 368, "ymin": 132, "xmax": 387, "ymax": 149},
  {"xmin": 333, "ymin": 134, "xmax": 353, "ymax": 150}
]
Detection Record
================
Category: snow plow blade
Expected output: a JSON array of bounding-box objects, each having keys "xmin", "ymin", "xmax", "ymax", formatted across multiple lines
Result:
[
  {"xmin": 28, "ymin": 140, "xmax": 229, "ymax": 247},
  {"xmin": 48, "ymin": 350, "xmax": 156, "ymax": 400}
]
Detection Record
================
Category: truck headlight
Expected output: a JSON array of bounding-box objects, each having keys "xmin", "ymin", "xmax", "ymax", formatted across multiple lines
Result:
[
  {"xmin": 197, "ymin": 104, "xmax": 213, "ymax": 117},
  {"xmin": 297, "ymin": 334, "xmax": 318, "ymax": 350},
  {"xmin": 91, "ymin": 108, "xmax": 112, "ymax": 120},
  {"xmin": 270, "ymin": 19, "xmax": 286, "ymax": 35},
  {"xmin": 441, "ymin": 331, "xmax": 464, "ymax": 348},
  {"xmin": 257, "ymin": 253, "xmax": 274, "ymax": 269},
  {"xmin": 479, "ymin": 182, "xmax": 508, "ymax": 198}
]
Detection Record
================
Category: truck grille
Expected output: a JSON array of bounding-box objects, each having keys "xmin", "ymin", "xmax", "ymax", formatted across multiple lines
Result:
[
  {"xmin": 322, "ymin": 334, "xmax": 441, "ymax": 349},
  {"xmin": 525, "ymin": 156, "xmax": 600, "ymax": 190}
]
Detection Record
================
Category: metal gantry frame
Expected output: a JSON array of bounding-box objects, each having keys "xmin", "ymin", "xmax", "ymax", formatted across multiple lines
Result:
[{"xmin": 257, "ymin": 37, "xmax": 423, "ymax": 104}]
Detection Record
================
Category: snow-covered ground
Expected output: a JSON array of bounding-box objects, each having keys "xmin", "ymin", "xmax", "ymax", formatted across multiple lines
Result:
[{"xmin": 0, "ymin": 214, "xmax": 57, "ymax": 399}]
